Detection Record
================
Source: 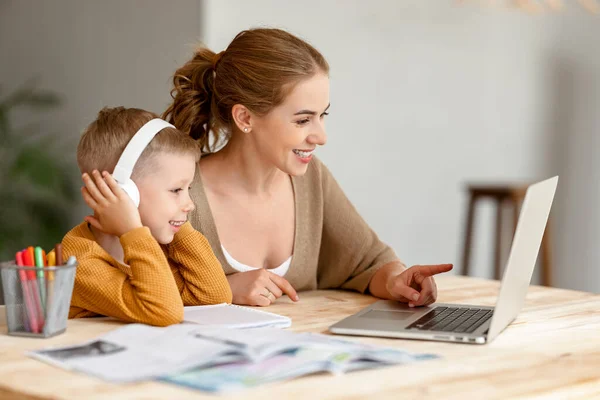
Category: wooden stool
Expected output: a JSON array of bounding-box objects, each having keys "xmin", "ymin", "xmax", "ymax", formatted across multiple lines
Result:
[{"xmin": 460, "ymin": 184, "xmax": 553, "ymax": 286}]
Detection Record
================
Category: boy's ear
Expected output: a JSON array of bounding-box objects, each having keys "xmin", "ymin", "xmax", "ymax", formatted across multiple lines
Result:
[{"xmin": 231, "ymin": 104, "xmax": 253, "ymax": 132}]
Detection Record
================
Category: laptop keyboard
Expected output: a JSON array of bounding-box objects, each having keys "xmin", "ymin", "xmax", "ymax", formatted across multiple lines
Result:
[{"xmin": 407, "ymin": 307, "xmax": 493, "ymax": 333}]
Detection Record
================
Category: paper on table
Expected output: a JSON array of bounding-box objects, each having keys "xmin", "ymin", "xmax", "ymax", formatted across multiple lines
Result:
[
  {"xmin": 183, "ymin": 303, "xmax": 291, "ymax": 329},
  {"xmin": 162, "ymin": 340, "xmax": 438, "ymax": 393},
  {"xmin": 192, "ymin": 326, "xmax": 306, "ymax": 362},
  {"xmin": 29, "ymin": 325, "xmax": 438, "ymax": 387},
  {"xmin": 28, "ymin": 324, "xmax": 236, "ymax": 383}
]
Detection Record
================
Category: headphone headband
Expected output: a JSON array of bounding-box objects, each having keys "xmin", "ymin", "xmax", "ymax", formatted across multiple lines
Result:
[{"xmin": 112, "ymin": 119, "xmax": 175, "ymax": 183}]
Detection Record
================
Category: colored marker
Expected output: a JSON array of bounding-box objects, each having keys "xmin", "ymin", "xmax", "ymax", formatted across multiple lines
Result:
[
  {"xmin": 34, "ymin": 247, "xmax": 46, "ymax": 311},
  {"xmin": 16, "ymin": 250, "xmax": 31, "ymax": 333},
  {"xmin": 55, "ymin": 244, "xmax": 63, "ymax": 266},
  {"xmin": 23, "ymin": 248, "xmax": 45, "ymax": 332},
  {"xmin": 17, "ymin": 250, "xmax": 31, "ymax": 332},
  {"xmin": 15, "ymin": 251, "xmax": 38, "ymax": 333},
  {"xmin": 46, "ymin": 250, "xmax": 56, "ymax": 327},
  {"xmin": 42, "ymin": 249, "xmax": 49, "ymax": 281}
]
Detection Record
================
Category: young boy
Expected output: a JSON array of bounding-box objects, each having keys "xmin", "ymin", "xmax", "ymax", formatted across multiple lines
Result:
[{"xmin": 62, "ymin": 106, "xmax": 232, "ymax": 326}]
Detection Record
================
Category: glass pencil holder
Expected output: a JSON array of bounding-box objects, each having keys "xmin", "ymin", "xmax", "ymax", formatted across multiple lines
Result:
[{"xmin": 0, "ymin": 261, "xmax": 77, "ymax": 338}]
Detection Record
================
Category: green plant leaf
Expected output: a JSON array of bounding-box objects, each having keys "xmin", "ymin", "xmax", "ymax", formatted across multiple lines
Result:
[
  {"xmin": 10, "ymin": 145, "xmax": 67, "ymax": 193},
  {"xmin": 2, "ymin": 79, "xmax": 58, "ymax": 107},
  {"xmin": 16, "ymin": 91, "xmax": 61, "ymax": 108},
  {"xmin": 0, "ymin": 81, "xmax": 76, "ymax": 261},
  {"xmin": 0, "ymin": 108, "xmax": 9, "ymax": 145}
]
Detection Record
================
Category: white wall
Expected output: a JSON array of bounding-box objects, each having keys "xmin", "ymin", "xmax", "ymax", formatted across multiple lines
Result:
[
  {"xmin": 2, "ymin": 0, "xmax": 597, "ymax": 292},
  {"xmin": 202, "ymin": 0, "xmax": 599, "ymax": 292},
  {"xmin": 0, "ymin": 0, "xmax": 201, "ymax": 218},
  {"xmin": 545, "ymin": 16, "xmax": 600, "ymax": 293}
]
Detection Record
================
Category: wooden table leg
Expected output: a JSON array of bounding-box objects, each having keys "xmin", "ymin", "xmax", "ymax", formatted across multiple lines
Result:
[
  {"xmin": 494, "ymin": 198, "xmax": 503, "ymax": 280},
  {"xmin": 512, "ymin": 197, "xmax": 521, "ymax": 237},
  {"xmin": 461, "ymin": 194, "xmax": 476, "ymax": 276},
  {"xmin": 540, "ymin": 219, "xmax": 553, "ymax": 286}
]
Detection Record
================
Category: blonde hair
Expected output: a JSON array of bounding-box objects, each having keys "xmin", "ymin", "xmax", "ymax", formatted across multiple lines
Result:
[
  {"xmin": 163, "ymin": 28, "xmax": 329, "ymax": 153},
  {"xmin": 77, "ymin": 106, "xmax": 200, "ymax": 179}
]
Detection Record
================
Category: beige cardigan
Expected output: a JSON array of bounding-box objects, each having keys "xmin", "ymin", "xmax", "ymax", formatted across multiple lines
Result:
[{"xmin": 188, "ymin": 156, "xmax": 399, "ymax": 293}]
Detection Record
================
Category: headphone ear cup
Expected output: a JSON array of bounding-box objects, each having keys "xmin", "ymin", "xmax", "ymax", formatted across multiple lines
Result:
[{"xmin": 116, "ymin": 177, "xmax": 140, "ymax": 208}]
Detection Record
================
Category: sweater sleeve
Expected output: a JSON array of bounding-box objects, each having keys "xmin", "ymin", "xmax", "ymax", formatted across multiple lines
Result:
[
  {"xmin": 163, "ymin": 222, "xmax": 232, "ymax": 305},
  {"xmin": 316, "ymin": 160, "xmax": 401, "ymax": 293},
  {"xmin": 67, "ymin": 227, "xmax": 184, "ymax": 326}
]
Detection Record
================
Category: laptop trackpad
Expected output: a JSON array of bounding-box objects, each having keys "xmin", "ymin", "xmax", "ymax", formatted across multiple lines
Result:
[{"xmin": 359, "ymin": 310, "xmax": 414, "ymax": 321}]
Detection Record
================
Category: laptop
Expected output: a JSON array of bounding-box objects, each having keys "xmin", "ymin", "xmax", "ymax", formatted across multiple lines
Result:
[{"xmin": 329, "ymin": 176, "xmax": 558, "ymax": 344}]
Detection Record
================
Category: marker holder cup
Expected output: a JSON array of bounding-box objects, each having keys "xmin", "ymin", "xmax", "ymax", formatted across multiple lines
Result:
[{"xmin": 0, "ymin": 261, "xmax": 77, "ymax": 338}]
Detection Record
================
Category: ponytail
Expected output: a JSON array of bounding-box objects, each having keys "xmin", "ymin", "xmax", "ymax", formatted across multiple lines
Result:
[{"xmin": 163, "ymin": 48, "xmax": 218, "ymax": 152}]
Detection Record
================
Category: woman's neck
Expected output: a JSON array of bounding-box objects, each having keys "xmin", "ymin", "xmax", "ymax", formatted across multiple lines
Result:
[{"xmin": 208, "ymin": 135, "xmax": 287, "ymax": 196}]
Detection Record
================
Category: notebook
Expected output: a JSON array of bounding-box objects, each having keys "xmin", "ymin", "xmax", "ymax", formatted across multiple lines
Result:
[{"xmin": 183, "ymin": 303, "xmax": 291, "ymax": 329}]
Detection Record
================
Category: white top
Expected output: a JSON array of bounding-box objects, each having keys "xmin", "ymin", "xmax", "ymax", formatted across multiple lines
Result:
[{"xmin": 221, "ymin": 245, "xmax": 291, "ymax": 277}]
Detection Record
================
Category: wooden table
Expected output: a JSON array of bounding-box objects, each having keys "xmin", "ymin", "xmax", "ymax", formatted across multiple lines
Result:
[{"xmin": 1, "ymin": 276, "xmax": 599, "ymax": 399}]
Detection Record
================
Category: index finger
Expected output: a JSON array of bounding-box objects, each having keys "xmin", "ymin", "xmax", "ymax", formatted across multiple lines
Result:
[
  {"xmin": 101, "ymin": 171, "xmax": 126, "ymax": 197},
  {"xmin": 268, "ymin": 273, "xmax": 299, "ymax": 302},
  {"xmin": 82, "ymin": 173, "xmax": 107, "ymax": 204},
  {"xmin": 412, "ymin": 264, "xmax": 453, "ymax": 278}
]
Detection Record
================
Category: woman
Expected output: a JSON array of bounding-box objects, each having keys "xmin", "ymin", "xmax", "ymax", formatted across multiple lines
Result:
[{"xmin": 164, "ymin": 28, "xmax": 452, "ymax": 306}]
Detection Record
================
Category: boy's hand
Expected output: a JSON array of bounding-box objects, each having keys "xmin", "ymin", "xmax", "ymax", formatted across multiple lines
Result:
[
  {"xmin": 81, "ymin": 170, "xmax": 143, "ymax": 237},
  {"xmin": 227, "ymin": 269, "xmax": 299, "ymax": 306},
  {"xmin": 386, "ymin": 264, "xmax": 453, "ymax": 307}
]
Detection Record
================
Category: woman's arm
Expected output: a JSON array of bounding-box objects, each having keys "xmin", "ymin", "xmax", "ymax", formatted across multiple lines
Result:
[
  {"xmin": 315, "ymin": 159, "xmax": 400, "ymax": 292},
  {"xmin": 315, "ymin": 159, "xmax": 452, "ymax": 304}
]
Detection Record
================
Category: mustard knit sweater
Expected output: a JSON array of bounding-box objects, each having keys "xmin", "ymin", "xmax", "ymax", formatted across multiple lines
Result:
[{"xmin": 61, "ymin": 221, "xmax": 232, "ymax": 326}]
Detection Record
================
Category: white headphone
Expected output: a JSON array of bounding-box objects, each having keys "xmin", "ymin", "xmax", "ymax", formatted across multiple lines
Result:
[{"xmin": 112, "ymin": 118, "xmax": 175, "ymax": 207}]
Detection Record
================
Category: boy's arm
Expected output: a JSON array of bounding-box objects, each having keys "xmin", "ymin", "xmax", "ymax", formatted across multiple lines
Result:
[
  {"xmin": 69, "ymin": 227, "xmax": 184, "ymax": 326},
  {"xmin": 163, "ymin": 222, "xmax": 232, "ymax": 305}
]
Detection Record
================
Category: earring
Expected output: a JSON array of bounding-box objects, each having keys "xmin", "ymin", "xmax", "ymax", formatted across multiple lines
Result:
[{"xmin": 243, "ymin": 127, "xmax": 249, "ymax": 133}]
